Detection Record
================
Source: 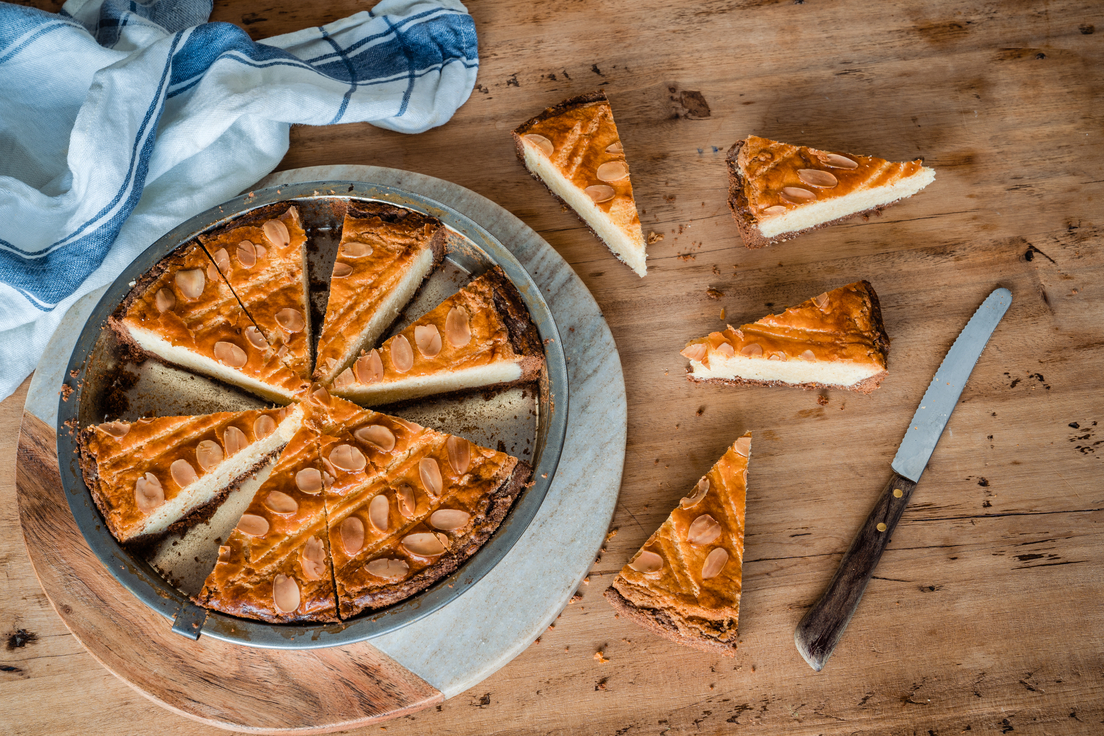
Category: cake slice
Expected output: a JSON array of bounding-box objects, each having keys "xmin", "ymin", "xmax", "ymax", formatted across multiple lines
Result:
[
  {"xmin": 331, "ymin": 267, "xmax": 544, "ymax": 406},
  {"xmin": 197, "ymin": 424, "xmax": 338, "ymax": 623},
  {"xmin": 314, "ymin": 203, "xmax": 446, "ymax": 384},
  {"xmin": 109, "ymin": 241, "xmax": 308, "ymax": 403},
  {"xmin": 320, "ymin": 415, "xmax": 529, "ymax": 618},
  {"xmin": 77, "ymin": 405, "xmax": 303, "ymax": 545},
  {"xmin": 200, "ymin": 205, "xmax": 312, "ymax": 382},
  {"xmin": 604, "ymin": 434, "xmax": 751, "ymax": 656},
  {"xmin": 514, "ymin": 90, "xmax": 648, "ymax": 277},
  {"xmin": 681, "ymin": 281, "xmax": 890, "ymax": 394},
  {"xmin": 727, "ymin": 135, "xmax": 936, "ymax": 248}
]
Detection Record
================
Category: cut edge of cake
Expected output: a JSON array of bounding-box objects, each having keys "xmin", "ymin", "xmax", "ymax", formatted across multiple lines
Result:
[{"xmin": 513, "ymin": 90, "xmax": 648, "ymax": 277}]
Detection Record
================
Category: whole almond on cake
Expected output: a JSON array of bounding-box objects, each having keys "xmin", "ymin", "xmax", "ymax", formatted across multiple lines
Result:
[
  {"xmin": 514, "ymin": 90, "xmax": 648, "ymax": 277},
  {"xmin": 681, "ymin": 281, "xmax": 890, "ymax": 394},
  {"xmin": 727, "ymin": 135, "xmax": 935, "ymax": 248},
  {"xmin": 605, "ymin": 433, "xmax": 751, "ymax": 656}
]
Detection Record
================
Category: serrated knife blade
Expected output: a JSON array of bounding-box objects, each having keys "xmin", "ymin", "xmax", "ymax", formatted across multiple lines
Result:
[
  {"xmin": 891, "ymin": 287, "xmax": 1013, "ymax": 482},
  {"xmin": 795, "ymin": 287, "xmax": 1012, "ymax": 672}
]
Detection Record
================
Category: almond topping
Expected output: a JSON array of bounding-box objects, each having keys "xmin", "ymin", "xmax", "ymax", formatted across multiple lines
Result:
[
  {"xmin": 331, "ymin": 261, "xmax": 353, "ymax": 278},
  {"xmin": 402, "ymin": 532, "xmax": 446, "ymax": 557},
  {"xmin": 224, "ymin": 425, "xmax": 248, "ymax": 455},
  {"xmin": 681, "ymin": 343, "xmax": 708, "ymax": 362},
  {"xmin": 800, "ymin": 349, "xmax": 816, "ymax": 361},
  {"xmin": 214, "ymin": 341, "xmax": 247, "ymax": 369},
  {"xmin": 445, "ymin": 436, "xmax": 470, "ymax": 475},
  {"xmin": 414, "ymin": 324, "xmax": 442, "ymax": 357},
  {"xmin": 734, "ymin": 435, "xmax": 751, "ymax": 457},
  {"xmin": 312, "ymin": 386, "xmax": 331, "ymax": 404},
  {"xmin": 175, "ymin": 269, "xmax": 205, "ymax": 300},
  {"xmin": 681, "ymin": 477, "xmax": 709, "ymax": 508},
  {"xmin": 740, "ymin": 343, "xmax": 763, "ymax": 356},
  {"xmin": 363, "ymin": 494, "xmax": 389, "ymax": 534},
  {"xmin": 263, "ymin": 491, "xmax": 297, "ymax": 515},
  {"xmin": 170, "ymin": 459, "xmax": 198, "ymax": 487},
  {"xmin": 322, "ymin": 471, "xmax": 334, "ymax": 491},
  {"xmin": 812, "ymin": 292, "xmax": 830, "ymax": 310},
  {"xmin": 237, "ymin": 513, "xmax": 269, "ymax": 537},
  {"xmin": 445, "ymin": 307, "xmax": 471, "ymax": 347},
  {"xmin": 769, "ymin": 351, "xmax": 786, "ymax": 361},
  {"xmin": 255, "ymin": 243, "xmax": 268, "ymax": 259},
  {"xmin": 390, "ymin": 335, "xmax": 414, "ymax": 372},
  {"xmin": 798, "ymin": 169, "xmax": 838, "ymax": 188},
  {"xmin": 300, "ymin": 537, "xmax": 326, "ymax": 580},
  {"xmin": 272, "ymin": 574, "xmax": 300, "ymax": 613},
  {"xmin": 277, "ymin": 345, "xmax": 288, "ymax": 360},
  {"xmin": 275, "ymin": 308, "xmax": 305, "ymax": 333},
  {"xmin": 134, "ymin": 473, "xmax": 164, "ymax": 512},
  {"xmin": 825, "ymin": 153, "xmax": 859, "ymax": 169},
  {"xmin": 101, "ymin": 421, "xmax": 130, "ymax": 438},
  {"xmin": 716, "ymin": 342, "xmax": 735, "ymax": 357},
  {"xmin": 343, "ymin": 240, "xmax": 374, "ymax": 258},
  {"xmin": 523, "ymin": 133, "xmax": 554, "ymax": 156},
  {"xmin": 330, "ymin": 444, "xmax": 366, "ymax": 472},
  {"xmin": 430, "ymin": 509, "xmax": 470, "ymax": 531},
  {"xmin": 355, "ymin": 350, "xmax": 384, "ymax": 384},
  {"xmin": 263, "ymin": 219, "xmax": 290, "ymax": 248},
  {"xmin": 628, "ymin": 549, "xmax": 663, "ymax": 574},
  {"xmin": 206, "ymin": 261, "xmax": 220, "ymax": 282},
  {"xmin": 340, "ymin": 517, "xmax": 365, "ymax": 555},
  {"xmin": 196, "ymin": 440, "xmax": 224, "ymax": 472},
  {"xmin": 244, "ymin": 325, "xmax": 268, "ymax": 350},
  {"xmin": 585, "ymin": 184, "xmax": 616, "ymax": 203},
  {"xmin": 688, "ymin": 514, "xmax": 722, "ymax": 546},
  {"xmin": 702, "ymin": 548, "xmax": 729, "ymax": 579},
  {"xmin": 213, "ymin": 247, "xmax": 230, "ymax": 273},
  {"xmin": 761, "ymin": 205, "xmax": 788, "ymax": 217},
  {"xmin": 780, "ymin": 186, "xmax": 816, "ymax": 204},
  {"xmin": 155, "ymin": 288, "xmax": 175, "ymax": 313},
  {"xmin": 419, "ymin": 457, "xmax": 443, "ymax": 498},
  {"xmin": 254, "ymin": 414, "xmax": 277, "ymax": 439},
  {"xmin": 596, "ymin": 161, "xmax": 629, "ymax": 182},
  {"xmin": 333, "ymin": 367, "xmax": 355, "ymax": 390},
  {"xmin": 396, "ymin": 483, "xmax": 416, "ymax": 518},
  {"xmin": 355, "ymin": 424, "xmax": 396, "ymax": 452},
  {"xmin": 366, "ymin": 558, "xmax": 409, "ymax": 580},
  {"xmin": 605, "ymin": 140, "xmax": 624, "ymax": 154},
  {"xmin": 217, "ymin": 545, "xmax": 231, "ymax": 562},
  {"xmin": 236, "ymin": 240, "xmax": 257, "ymax": 267},
  {"xmin": 295, "ymin": 467, "xmax": 323, "ymax": 494}
]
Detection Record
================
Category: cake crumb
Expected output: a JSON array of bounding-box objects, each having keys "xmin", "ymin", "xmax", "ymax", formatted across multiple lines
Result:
[
  {"xmin": 570, "ymin": 592, "xmax": 582, "ymax": 604},
  {"xmin": 706, "ymin": 287, "xmax": 724, "ymax": 300},
  {"xmin": 696, "ymin": 405, "xmax": 705, "ymax": 416},
  {"xmin": 712, "ymin": 265, "xmax": 721, "ymax": 275},
  {"xmin": 595, "ymin": 677, "xmax": 609, "ymax": 691},
  {"xmin": 605, "ymin": 528, "xmax": 619, "ymax": 542},
  {"xmin": 817, "ymin": 395, "xmax": 829, "ymax": 406},
  {"xmin": 647, "ymin": 231, "xmax": 664, "ymax": 245},
  {"xmin": 583, "ymin": 577, "xmax": 590, "ymax": 585},
  {"xmin": 720, "ymin": 308, "xmax": 726, "ymax": 320},
  {"xmin": 594, "ymin": 650, "xmax": 609, "ymax": 664}
]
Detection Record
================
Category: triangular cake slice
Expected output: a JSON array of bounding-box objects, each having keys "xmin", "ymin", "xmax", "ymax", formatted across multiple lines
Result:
[
  {"xmin": 77, "ymin": 405, "xmax": 303, "ymax": 544},
  {"xmin": 331, "ymin": 267, "xmax": 544, "ymax": 406},
  {"xmin": 604, "ymin": 433, "xmax": 751, "ymax": 656},
  {"xmin": 314, "ymin": 203, "xmax": 446, "ymax": 384},
  {"xmin": 200, "ymin": 205, "xmax": 312, "ymax": 382},
  {"xmin": 727, "ymin": 135, "xmax": 935, "ymax": 248},
  {"xmin": 197, "ymin": 424, "xmax": 338, "ymax": 623},
  {"xmin": 109, "ymin": 241, "xmax": 308, "ymax": 402},
  {"xmin": 319, "ymin": 412, "xmax": 529, "ymax": 619},
  {"xmin": 514, "ymin": 90, "xmax": 648, "ymax": 277},
  {"xmin": 681, "ymin": 281, "xmax": 890, "ymax": 394}
]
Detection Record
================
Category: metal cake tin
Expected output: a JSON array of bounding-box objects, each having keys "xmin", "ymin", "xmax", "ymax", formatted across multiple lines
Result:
[{"xmin": 55, "ymin": 179, "xmax": 568, "ymax": 649}]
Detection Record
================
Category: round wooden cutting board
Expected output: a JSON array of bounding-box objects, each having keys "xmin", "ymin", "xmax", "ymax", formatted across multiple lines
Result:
[{"xmin": 16, "ymin": 165, "xmax": 627, "ymax": 733}]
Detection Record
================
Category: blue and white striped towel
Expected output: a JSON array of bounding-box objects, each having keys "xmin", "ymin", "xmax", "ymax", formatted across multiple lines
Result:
[{"xmin": 0, "ymin": 0, "xmax": 478, "ymax": 401}]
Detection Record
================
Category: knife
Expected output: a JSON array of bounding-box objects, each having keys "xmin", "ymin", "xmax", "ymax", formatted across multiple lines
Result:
[{"xmin": 794, "ymin": 287, "xmax": 1013, "ymax": 672}]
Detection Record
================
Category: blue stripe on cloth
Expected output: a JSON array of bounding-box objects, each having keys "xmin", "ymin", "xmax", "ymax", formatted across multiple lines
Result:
[
  {"xmin": 305, "ymin": 6, "xmax": 460, "ymax": 64},
  {"xmin": 385, "ymin": 16, "xmax": 417, "ymax": 118},
  {"xmin": 319, "ymin": 29, "xmax": 357, "ymax": 125},
  {"xmin": 0, "ymin": 19, "xmax": 86, "ymax": 66}
]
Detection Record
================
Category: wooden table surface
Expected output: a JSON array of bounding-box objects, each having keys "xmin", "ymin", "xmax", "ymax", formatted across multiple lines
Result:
[{"xmin": 4, "ymin": 0, "xmax": 1103, "ymax": 734}]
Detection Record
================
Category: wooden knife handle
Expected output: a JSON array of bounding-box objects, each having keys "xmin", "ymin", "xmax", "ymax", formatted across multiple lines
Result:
[{"xmin": 794, "ymin": 471, "xmax": 918, "ymax": 672}]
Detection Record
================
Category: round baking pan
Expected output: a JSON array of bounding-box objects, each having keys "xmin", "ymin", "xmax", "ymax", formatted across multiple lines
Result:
[{"xmin": 55, "ymin": 180, "xmax": 568, "ymax": 649}]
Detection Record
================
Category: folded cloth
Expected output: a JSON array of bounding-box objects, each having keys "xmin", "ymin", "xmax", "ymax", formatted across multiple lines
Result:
[{"xmin": 0, "ymin": 0, "xmax": 478, "ymax": 401}]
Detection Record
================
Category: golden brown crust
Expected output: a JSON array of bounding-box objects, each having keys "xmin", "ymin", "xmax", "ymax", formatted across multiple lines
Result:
[
  {"xmin": 314, "ymin": 203, "xmax": 446, "ymax": 383},
  {"xmin": 726, "ymin": 138, "xmax": 929, "ymax": 248}
]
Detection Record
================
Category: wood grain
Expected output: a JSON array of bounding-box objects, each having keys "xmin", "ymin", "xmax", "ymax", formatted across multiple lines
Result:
[
  {"xmin": 14, "ymin": 411, "xmax": 443, "ymax": 734},
  {"xmin": 5, "ymin": 0, "xmax": 1104, "ymax": 734}
]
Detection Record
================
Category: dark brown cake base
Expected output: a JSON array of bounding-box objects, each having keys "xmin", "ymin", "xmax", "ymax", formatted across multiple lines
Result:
[
  {"xmin": 726, "ymin": 140, "xmax": 895, "ymax": 249},
  {"xmin": 603, "ymin": 584, "xmax": 739, "ymax": 657},
  {"xmin": 687, "ymin": 370, "xmax": 888, "ymax": 395},
  {"xmin": 337, "ymin": 460, "xmax": 532, "ymax": 619}
]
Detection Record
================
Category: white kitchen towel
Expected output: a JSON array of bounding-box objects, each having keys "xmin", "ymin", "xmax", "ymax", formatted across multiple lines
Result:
[{"xmin": 0, "ymin": 0, "xmax": 478, "ymax": 401}]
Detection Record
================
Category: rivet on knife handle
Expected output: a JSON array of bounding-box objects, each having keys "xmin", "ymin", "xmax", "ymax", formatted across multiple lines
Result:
[{"xmin": 794, "ymin": 472, "xmax": 917, "ymax": 671}]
